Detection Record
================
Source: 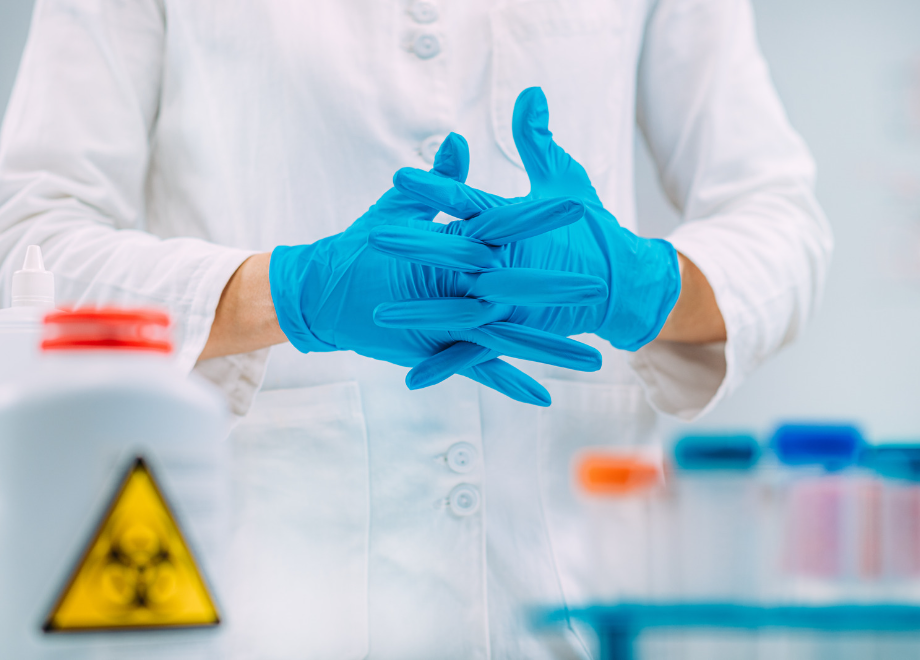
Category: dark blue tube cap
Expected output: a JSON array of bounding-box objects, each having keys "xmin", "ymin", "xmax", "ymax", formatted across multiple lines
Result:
[
  {"xmin": 673, "ymin": 435, "xmax": 761, "ymax": 471},
  {"xmin": 771, "ymin": 424, "xmax": 864, "ymax": 471},
  {"xmin": 860, "ymin": 444, "xmax": 920, "ymax": 482}
]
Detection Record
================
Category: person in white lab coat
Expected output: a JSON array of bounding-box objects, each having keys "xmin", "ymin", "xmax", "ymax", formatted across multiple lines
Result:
[{"xmin": 0, "ymin": 0, "xmax": 832, "ymax": 658}]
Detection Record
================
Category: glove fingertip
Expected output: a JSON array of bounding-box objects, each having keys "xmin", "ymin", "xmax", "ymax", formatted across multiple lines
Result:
[
  {"xmin": 512, "ymin": 88, "xmax": 552, "ymax": 147},
  {"xmin": 467, "ymin": 360, "xmax": 553, "ymax": 406},
  {"xmin": 591, "ymin": 277, "xmax": 609, "ymax": 304},
  {"xmin": 393, "ymin": 167, "xmax": 421, "ymax": 191},
  {"xmin": 560, "ymin": 197, "xmax": 586, "ymax": 221},
  {"xmin": 586, "ymin": 348, "xmax": 603, "ymax": 372},
  {"xmin": 372, "ymin": 302, "xmax": 395, "ymax": 327},
  {"xmin": 366, "ymin": 226, "xmax": 406, "ymax": 259},
  {"xmin": 405, "ymin": 369, "xmax": 427, "ymax": 390},
  {"xmin": 513, "ymin": 87, "xmax": 550, "ymax": 130},
  {"xmin": 532, "ymin": 387, "xmax": 552, "ymax": 407},
  {"xmin": 407, "ymin": 361, "xmax": 451, "ymax": 390},
  {"xmin": 432, "ymin": 133, "xmax": 471, "ymax": 183},
  {"xmin": 366, "ymin": 225, "xmax": 385, "ymax": 248}
]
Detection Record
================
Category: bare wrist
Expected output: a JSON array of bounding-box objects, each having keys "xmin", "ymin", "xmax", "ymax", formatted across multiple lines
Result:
[
  {"xmin": 655, "ymin": 252, "xmax": 726, "ymax": 344},
  {"xmin": 198, "ymin": 252, "xmax": 287, "ymax": 362}
]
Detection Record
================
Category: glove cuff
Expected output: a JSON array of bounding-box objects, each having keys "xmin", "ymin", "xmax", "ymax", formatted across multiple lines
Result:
[
  {"xmin": 269, "ymin": 244, "xmax": 338, "ymax": 354},
  {"xmin": 598, "ymin": 236, "xmax": 681, "ymax": 352}
]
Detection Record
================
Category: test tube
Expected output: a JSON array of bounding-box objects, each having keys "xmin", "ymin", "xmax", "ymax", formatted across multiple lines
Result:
[
  {"xmin": 768, "ymin": 424, "xmax": 873, "ymax": 660},
  {"xmin": 771, "ymin": 424, "xmax": 867, "ymax": 600},
  {"xmin": 862, "ymin": 444, "xmax": 920, "ymax": 657},
  {"xmin": 574, "ymin": 451, "xmax": 664, "ymax": 610},
  {"xmin": 859, "ymin": 444, "xmax": 920, "ymax": 597},
  {"xmin": 576, "ymin": 450, "xmax": 664, "ymax": 594},
  {"xmin": 665, "ymin": 434, "xmax": 762, "ymax": 660}
]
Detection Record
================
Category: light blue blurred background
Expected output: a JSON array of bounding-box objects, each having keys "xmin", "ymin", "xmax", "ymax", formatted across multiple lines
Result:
[{"xmin": 1, "ymin": 0, "xmax": 919, "ymax": 443}]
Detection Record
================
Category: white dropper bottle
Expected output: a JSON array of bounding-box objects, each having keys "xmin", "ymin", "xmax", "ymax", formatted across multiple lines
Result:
[{"xmin": 0, "ymin": 245, "xmax": 55, "ymax": 381}]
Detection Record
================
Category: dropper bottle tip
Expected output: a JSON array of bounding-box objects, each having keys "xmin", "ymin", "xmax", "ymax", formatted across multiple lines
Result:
[
  {"xmin": 12, "ymin": 245, "xmax": 54, "ymax": 308},
  {"xmin": 21, "ymin": 245, "xmax": 46, "ymax": 272}
]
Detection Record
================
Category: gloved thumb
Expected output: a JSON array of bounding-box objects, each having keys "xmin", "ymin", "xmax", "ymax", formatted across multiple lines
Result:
[
  {"xmin": 431, "ymin": 132, "xmax": 470, "ymax": 183},
  {"xmin": 511, "ymin": 87, "xmax": 601, "ymax": 204}
]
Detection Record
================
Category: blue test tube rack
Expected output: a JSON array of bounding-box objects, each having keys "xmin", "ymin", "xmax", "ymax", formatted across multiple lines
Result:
[
  {"xmin": 541, "ymin": 425, "xmax": 920, "ymax": 659},
  {"xmin": 537, "ymin": 604, "xmax": 920, "ymax": 660}
]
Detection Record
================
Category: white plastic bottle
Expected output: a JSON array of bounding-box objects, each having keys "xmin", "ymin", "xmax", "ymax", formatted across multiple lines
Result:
[
  {"xmin": 0, "ymin": 245, "xmax": 55, "ymax": 382},
  {"xmin": 0, "ymin": 307, "xmax": 229, "ymax": 659}
]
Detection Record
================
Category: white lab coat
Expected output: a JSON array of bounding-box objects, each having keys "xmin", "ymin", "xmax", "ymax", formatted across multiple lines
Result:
[{"xmin": 0, "ymin": 0, "xmax": 831, "ymax": 658}]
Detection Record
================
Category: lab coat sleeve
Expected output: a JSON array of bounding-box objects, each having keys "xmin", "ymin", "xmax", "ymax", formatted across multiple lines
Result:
[
  {"xmin": 0, "ymin": 0, "xmax": 267, "ymax": 414},
  {"xmin": 629, "ymin": 0, "xmax": 833, "ymax": 420}
]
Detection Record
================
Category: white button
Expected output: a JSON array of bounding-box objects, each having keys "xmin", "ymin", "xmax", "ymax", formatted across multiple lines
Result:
[
  {"xmin": 413, "ymin": 33, "xmax": 440, "ymax": 59},
  {"xmin": 419, "ymin": 134, "xmax": 446, "ymax": 164},
  {"xmin": 447, "ymin": 443, "xmax": 477, "ymax": 474},
  {"xmin": 410, "ymin": 1, "xmax": 439, "ymax": 23},
  {"xmin": 449, "ymin": 484, "xmax": 481, "ymax": 516}
]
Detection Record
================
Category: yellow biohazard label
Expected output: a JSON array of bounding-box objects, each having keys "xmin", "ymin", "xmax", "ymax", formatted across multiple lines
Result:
[{"xmin": 44, "ymin": 457, "xmax": 220, "ymax": 632}]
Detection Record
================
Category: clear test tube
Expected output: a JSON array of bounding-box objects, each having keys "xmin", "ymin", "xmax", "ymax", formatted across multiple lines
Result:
[
  {"xmin": 576, "ymin": 450, "xmax": 665, "ymax": 598},
  {"xmin": 862, "ymin": 444, "xmax": 920, "ymax": 656},
  {"xmin": 574, "ymin": 450, "xmax": 666, "ymax": 656},
  {"xmin": 771, "ymin": 425, "xmax": 867, "ymax": 600},
  {"xmin": 767, "ymin": 424, "xmax": 872, "ymax": 660},
  {"xmin": 866, "ymin": 444, "xmax": 920, "ymax": 600},
  {"xmin": 665, "ymin": 434, "xmax": 762, "ymax": 660}
]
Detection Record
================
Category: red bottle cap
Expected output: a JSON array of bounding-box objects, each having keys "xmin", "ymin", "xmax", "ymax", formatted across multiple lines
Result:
[{"xmin": 41, "ymin": 308, "xmax": 173, "ymax": 354}]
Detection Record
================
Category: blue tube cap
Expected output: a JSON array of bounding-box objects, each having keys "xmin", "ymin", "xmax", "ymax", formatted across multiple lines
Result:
[
  {"xmin": 771, "ymin": 424, "xmax": 864, "ymax": 471},
  {"xmin": 861, "ymin": 444, "xmax": 920, "ymax": 482},
  {"xmin": 673, "ymin": 435, "xmax": 761, "ymax": 471}
]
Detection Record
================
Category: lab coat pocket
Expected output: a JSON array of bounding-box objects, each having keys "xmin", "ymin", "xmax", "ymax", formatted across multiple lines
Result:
[
  {"xmin": 538, "ymin": 378, "xmax": 660, "ymax": 607},
  {"xmin": 490, "ymin": 0, "xmax": 625, "ymax": 171},
  {"xmin": 224, "ymin": 381, "xmax": 369, "ymax": 660}
]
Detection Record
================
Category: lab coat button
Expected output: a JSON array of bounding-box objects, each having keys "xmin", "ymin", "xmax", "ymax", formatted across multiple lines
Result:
[
  {"xmin": 410, "ymin": 1, "xmax": 439, "ymax": 24},
  {"xmin": 419, "ymin": 134, "xmax": 446, "ymax": 164},
  {"xmin": 413, "ymin": 34, "xmax": 440, "ymax": 60},
  {"xmin": 447, "ymin": 442, "xmax": 477, "ymax": 474},
  {"xmin": 448, "ymin": 484, "xmax": 480, "ymax": 516}
]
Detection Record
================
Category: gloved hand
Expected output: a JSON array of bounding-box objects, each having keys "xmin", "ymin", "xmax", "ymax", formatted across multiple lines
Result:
[
  {"xmin": 269, "ymin": 133, "xmax": 610, "ymax": 406},
  {"xmin": 370, "ymin": 87, "xmax": 681, "ymax": 391}
]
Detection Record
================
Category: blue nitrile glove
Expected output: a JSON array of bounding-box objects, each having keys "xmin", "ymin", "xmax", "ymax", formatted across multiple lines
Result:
[
  {"xmin": 370, "ymin": 88, "xmax": 681, "ymax": 390},
  {"xmin": 269, "ymin": 133, "xmax": 610, "ymax": 406}
]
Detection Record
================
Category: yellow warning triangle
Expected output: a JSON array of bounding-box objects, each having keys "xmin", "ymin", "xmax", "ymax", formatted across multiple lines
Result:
[{"xmin": 44, "ymin": 457, "xmax": 220, "ymax": 632}]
